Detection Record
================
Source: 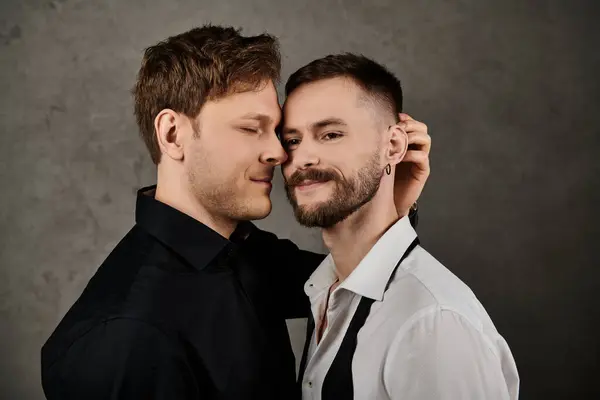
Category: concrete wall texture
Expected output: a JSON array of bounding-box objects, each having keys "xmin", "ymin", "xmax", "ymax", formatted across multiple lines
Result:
[{"xmin": 1, "ymin": 0, "xmax": 599, "ymax": 399}]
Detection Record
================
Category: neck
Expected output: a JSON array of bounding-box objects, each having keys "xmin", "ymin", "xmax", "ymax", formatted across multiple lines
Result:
[
  {"xmin": 322, "ymin": 184, "xmax": 399, "ymax": 282},
  {"xmin": 155, "ymin": 168, "xmax": 238, "ymax": 239}
]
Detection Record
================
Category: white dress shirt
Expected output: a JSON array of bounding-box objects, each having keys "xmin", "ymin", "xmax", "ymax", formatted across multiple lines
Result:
[{"xmin": 301, "ymin": 216, "xmax": 519, "ymax": 400}]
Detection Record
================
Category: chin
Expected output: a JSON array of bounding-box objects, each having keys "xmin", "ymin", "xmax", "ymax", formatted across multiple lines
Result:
[
  {"xmin": 295, "ymin": 187, "xmax": 333, "ymax": 203},
  {"xmin": 243, "ymin": 198, "xmax": 272, "ymax": 221},
  {"xmin": 296, "ymin": 199, "xmax": 328, "ymax": 212}
]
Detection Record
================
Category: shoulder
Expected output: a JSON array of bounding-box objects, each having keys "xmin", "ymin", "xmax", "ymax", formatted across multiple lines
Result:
[
  {"xmin": 42, "ymin": 227, "xmax": 191, "ymax": 370},
  {"xmin": 382, "ymin": 307, "xmax": 518, "ymax": 400},
  {"xmin": 370, "ymin": 245, "xmax": 504, "ymax": 353}
]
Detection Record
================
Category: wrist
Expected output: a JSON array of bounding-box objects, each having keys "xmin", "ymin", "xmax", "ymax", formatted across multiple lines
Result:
[
  {"xmin": 408, "ymin": 202, "xmax": 419, "ymax": 228},
  {"xmin": 398, "ymin": 202, "xmax": 418, "ymax": 217}
]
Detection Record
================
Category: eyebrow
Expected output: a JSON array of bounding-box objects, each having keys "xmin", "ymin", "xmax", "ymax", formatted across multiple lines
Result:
[
  {"xmin": 282, "ymin": 117, "xmax": 347, "ymax": 136},
  {"xmin": 238, "ymin": 112, "xmax": 275, "ymax": 124}
]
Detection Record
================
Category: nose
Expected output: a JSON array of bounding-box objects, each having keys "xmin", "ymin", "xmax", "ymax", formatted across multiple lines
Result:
[
  {"xmin": 260, "ymin": 131, "xmax": 288, "ymax": 166},
  {"xmin": 288, "ymin": 140, "xmax": 319, "ymax": 170}
]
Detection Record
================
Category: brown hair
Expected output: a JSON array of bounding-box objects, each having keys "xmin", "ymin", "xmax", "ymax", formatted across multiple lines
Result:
[
  {"xmin": 285, "ymin": 53, "xmax": 402, "ymax": 121},
  {"xmin": 133, "ymin": 25, "xmax": 281, "ymax": 164}
]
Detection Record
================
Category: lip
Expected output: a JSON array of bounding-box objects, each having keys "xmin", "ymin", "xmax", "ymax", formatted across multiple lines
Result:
[
  {"xmin": 251, "ymin": 179, "xmax": 273, "ymax": 189},
  {"xmin": 295, "ymin": 180, "xmax": 328, "ymax": 191}
]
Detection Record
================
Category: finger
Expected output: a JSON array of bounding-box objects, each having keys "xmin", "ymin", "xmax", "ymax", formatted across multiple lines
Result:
[
  {"xmin": 400, "ymin": 120, "xmax": 427, "ymax": 134},
  {"xmin": 402, "ymin": 150, "xmax": 431, "ymax": 171},
  {"xmin": 399, "ymin": 113, "xmax": 415, "ymax": 122},
  {"xmin": 407, "ymin": 131, "xmax": 430, "ymax": 143},
  {"xmin": 407, "ymin": 132, "xmax": 431, "ymax": 153}
]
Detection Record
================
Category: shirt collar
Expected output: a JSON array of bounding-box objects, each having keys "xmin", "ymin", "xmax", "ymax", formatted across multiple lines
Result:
[
  {"xmin": 304, "ymin": 253, "xmax": 338, "ymax": 299},
  {"xmin": 135, "ymin": 185, "xmax": 255, "ymax": 270},
  {"xmin": 305, "ymin": 216, "xmax": 417, "ymax": 302}
]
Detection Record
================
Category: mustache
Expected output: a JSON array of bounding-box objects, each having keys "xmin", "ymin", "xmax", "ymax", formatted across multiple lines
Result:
[{"xmin": 286, "ymin": 168, "xmax": 340, "ymax": 187}]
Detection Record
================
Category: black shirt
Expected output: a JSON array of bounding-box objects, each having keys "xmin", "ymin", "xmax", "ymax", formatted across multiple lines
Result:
[
  {"xmin": 41, "ymin": 186, "xmax": 323, "ymax": 400},
  {"xmin": 41, "ymin": 186, "xmax": 417, "ymax": 400}
]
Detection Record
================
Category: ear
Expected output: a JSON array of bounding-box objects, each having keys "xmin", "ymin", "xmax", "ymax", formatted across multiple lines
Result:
[
  {"xmin": 154, "ymin": 109, "xmax": 186, "ymax": 162},
  {"xmin": 386, "ymin": 124, "xmax": 408, "ymax": 167}
]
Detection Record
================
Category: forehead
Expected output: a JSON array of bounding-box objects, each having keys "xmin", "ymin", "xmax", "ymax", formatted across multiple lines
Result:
[
  {"xmin": 203, "ymin": 80, "xmax": 282, "ymax": 121},
  {"xmin": 283, "ymin": 77, "xmax": 365, "ymax": 127}
]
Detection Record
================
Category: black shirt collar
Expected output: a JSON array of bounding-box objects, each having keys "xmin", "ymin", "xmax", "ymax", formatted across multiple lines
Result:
[{"xmin": 135, "ymin": 185, "xmax": 255, "ymax": 270}]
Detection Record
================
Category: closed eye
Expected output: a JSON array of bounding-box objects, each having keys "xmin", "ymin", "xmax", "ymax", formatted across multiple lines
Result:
[{"xmin": 239, "ymin": 127, "xmax": 259, "ymax": 133}]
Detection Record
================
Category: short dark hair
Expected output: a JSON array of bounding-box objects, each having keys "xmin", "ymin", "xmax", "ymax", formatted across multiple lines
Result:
[
  {"xmin": 133, "ymin": 25, "xmax": 281, "ymax": 164},
  {"xmin": 285, "ymin": 53, "xmax": 402, "ymax": 122}
]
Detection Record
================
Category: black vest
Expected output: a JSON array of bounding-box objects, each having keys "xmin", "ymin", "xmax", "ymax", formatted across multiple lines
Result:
[{"xmin": 298, "ymin": 238, "xmax": 420, "ymax": 399}]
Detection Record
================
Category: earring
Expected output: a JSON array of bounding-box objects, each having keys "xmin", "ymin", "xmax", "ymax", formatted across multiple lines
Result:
[{"xmin": 385, "ymin": 164, "xmax": 391, "ymax": 175}]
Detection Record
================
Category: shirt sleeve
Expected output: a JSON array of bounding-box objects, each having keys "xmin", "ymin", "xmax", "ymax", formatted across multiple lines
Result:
[
  {"xmin": 384, "ymin": 308, "xmax": 515, "ymax": 400},
  {"xmin": 42, "ymin": 318, "xmax": 201, "ymax": 400},
  {"xmin": 238, "ymin": 208, "xmax": 418, "ymax": 320},
  {"xmin": 240, "ymin": 227, "xmax": 325, "ymax": 319}
]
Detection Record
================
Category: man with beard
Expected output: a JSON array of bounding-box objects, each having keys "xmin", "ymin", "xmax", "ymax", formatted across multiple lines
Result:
[
  {"xmin": 41, "ymin": 27, "xmax": 430, "ymax": 400},
  {"xmin": 281, "ymin": 54, "xmax": 519, "ymax": 400}
]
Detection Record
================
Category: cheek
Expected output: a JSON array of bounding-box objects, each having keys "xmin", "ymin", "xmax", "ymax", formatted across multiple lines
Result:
[
  {"xmin": 193, "ymin": 134, "xmax": 255, "ymax": 173},
  {"xmin": 186, "ymin": 141, "xmax": 209, "ymax": 169},
  {"xmin": 186, "ymin": 142, "xmax": 230, "ymax": 181}
]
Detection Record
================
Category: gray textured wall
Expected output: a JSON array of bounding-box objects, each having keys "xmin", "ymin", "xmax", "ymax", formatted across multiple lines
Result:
[{"xmin": 1, "ymin": 0, "xmax": 599, "ymax": 399}]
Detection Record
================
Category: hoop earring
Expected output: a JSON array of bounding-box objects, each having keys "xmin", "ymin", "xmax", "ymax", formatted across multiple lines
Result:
[{"xmin": 385, "ymin": 164, "xmax": 391, "ymax": 175}]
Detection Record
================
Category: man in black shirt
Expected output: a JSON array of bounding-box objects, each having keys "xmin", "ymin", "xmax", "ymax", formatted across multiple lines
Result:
[{"xmin": 41, "ymin": 25, "xmax": 430, "ymax": 400}]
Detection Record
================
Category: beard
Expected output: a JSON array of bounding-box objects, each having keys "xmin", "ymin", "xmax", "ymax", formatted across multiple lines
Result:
[
  {"xmin": 187, "ymin": 143, "xmax": 272, "ymax": 222},
  {"xmin": 285, "ymin": 152, "xmax": 383, "ymax": 228},
  {"xmin": 188, "ymin": 167, "xmax": 273, "ymax": 221}
]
